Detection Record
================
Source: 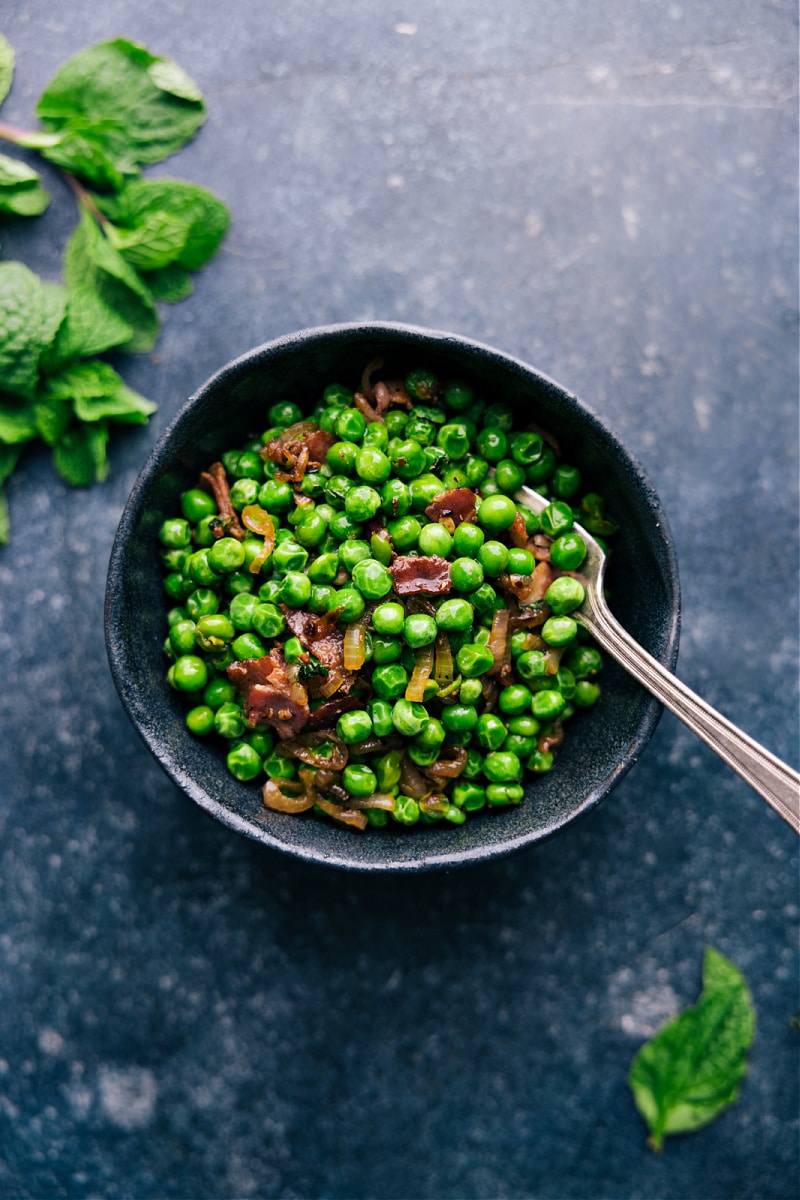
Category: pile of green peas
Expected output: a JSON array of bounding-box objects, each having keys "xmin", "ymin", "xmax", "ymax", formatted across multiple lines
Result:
[{"xmin": 160, "ymin": 364, "xmax": 617, "ymax": 829}]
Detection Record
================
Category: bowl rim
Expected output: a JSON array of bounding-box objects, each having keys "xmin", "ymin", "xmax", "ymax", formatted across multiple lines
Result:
[{"xmin": 105, "ymin": 321, "xmax": 681, "ymax": 872}]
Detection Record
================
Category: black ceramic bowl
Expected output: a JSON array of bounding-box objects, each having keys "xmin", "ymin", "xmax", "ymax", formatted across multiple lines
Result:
[{"xmin": 105, "ymin": 323, "xmax": 680, "ymax": 872}]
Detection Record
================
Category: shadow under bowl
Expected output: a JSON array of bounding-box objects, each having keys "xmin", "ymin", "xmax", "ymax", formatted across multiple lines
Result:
[{"xmin": 105, "ymin": 322, "xmax": 680, "ymax": 873}]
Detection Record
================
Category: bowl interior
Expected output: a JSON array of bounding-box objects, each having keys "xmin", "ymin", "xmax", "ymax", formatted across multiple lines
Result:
[{"xmin": 105, "ymin": 323, "xmax": 680, "ymax": 872}]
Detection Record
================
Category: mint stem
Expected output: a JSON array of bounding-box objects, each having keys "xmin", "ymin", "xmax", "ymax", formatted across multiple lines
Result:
[
  {"xmin": 0, "ymin": 119, "xmax": 60, "ymax": 149},
  {"xmin": 63, "ymin": 172, "xmax": 109, "ymax": 226}
]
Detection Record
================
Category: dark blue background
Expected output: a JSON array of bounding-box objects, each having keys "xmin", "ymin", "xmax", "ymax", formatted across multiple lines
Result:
[{"xmin": 1, "ymin": 3, "xmax": 797, "ymax": 1197}]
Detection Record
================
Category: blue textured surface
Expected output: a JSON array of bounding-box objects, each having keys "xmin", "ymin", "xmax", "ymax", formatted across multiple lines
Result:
[{"xmin": 0, "ymin": 3, "xmax": 797, "ymax": 1197}]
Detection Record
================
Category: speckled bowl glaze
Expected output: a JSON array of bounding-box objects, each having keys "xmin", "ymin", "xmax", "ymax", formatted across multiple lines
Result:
[{"xmin": 105, "ymin": 323, "xmax": 680, "ymax": 872}]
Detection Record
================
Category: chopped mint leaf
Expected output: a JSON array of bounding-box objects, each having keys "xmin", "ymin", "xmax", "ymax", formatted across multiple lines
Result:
[
  {"xmin": 44, "ymin": 284, "xmax": 133, "ymax": 368},
  {"xmin": 628, "ymin": 947, "xmax": 756, "ymax": 1151},
  {"xmin": 97, "ymin": 178, "xmax": 229, "ymax": 271}
]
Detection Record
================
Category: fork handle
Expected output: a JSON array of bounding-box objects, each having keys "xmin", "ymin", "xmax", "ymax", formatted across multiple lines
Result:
[{"xmin": 581, "ymin": 600, "xmax": 800, "ymax": 833}]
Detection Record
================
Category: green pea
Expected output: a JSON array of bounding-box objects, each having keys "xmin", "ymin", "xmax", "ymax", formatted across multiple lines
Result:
[
  {"xmin": 508, "ymin": 714, "xmax": 540, "ymax": 738},
  {"xmin": 418, "ymin": 522, "xmax": 453, "ymax": 557},
  {"xmin": 475, "ymin": 712, "xmax": 506, "ymax": 750},
  {"xmin": 441, "ymin": 704, "xmax": 478, "ymax": 734},
  {"xmin": 345, "ymin": 485, "xmax": 382, "ymax": 523},
  {"xmin": 392, "ymin": 795, "xmax": 420, "ymax": 825},
  {"xmin": 539, "ymin": 501, "xmax": 574, "ymax": 538},
  {"xmin": 452, "ymin": 522, "xmax": 484, "ymax": 556},
  {"xmin": 510, "ymin": 431, "xmax": 544, "ymax": 467},
  {"xmin": 549, "ymin": 532, "xmax": 587, "ymax": 571},
  {"xmin": 507, "ymin": 548, "xmax": 535, "ymax": 576},
  {"xmin": 516, "ymin": 649, "xmax": 548, "ymax": 681},
  {"xmin": 475, "ymin": 426, "xmax": 508, "ymax": 462},
  {"xmin": 464, "ymin": 455, "xmax": 490, "ymax": 486},
  {"xmin": 494, "ymin": 458, "xmax": 525, "ymax": 493},
  {"xmin": 390, "ymin": 438, "xmax": 426, "ymax": 480},
  {"xmin": 333, "ymin": 587, "xmax": 366, "ymax": 623},
  {"xmin": 471, "ymin": 583, "xmax": 502, "ymax": 617},
  {"xmin": 307, "ymin": 551, "xmax": 340, "ymax": 583},
  {"xmin": 207, "ymin": 536, "xmax": 246, "ymax": 574},
  {"xmin": 483, "ymin": 750, "xmax": 522, "ymax": 783},
  {"xmin": 498, "ymin": 684, "xmax": 532, "ymax": 716},
  {"xmin": 541, "ymin": 616, "xmax": 578, "ymax": 647},
  {"xmin": 334, "ymin": 408, "xmax": 368, "ymax": 444},
  {"xmin": 544, "ymin": 576, "xmax": 586, "ymax": 615},
  {"xmin": 579, "ymin": 493, "xmax": 619, "ymax": 537},
  {"xmin": 294, "ymin": 511, "xmax": 328, "ymax": 547},
  {"xmin": 159, "ymin": 517, "xmax": 192, "ymax": 549},
  {"xmin": 168, "ymin": 619, "xmax": 197, "ymax": 656},
  {"xmin": 227, "ymin": 742, "xmax": 263, "ymax": 781},
  {"xmin": 258, "ymin": 478, "xmax": 293, "ymax": 512},
  {"xmin": 387, "ymin": 515, "xmax": 421, "ymax": 551},
  {"xmin": 527, "ymin": 747, "xmax": 554, "ymax": 773},
  {"xmin": 564, "ymin": 645, "xmax": 603, "ymax": 679},
  {"xmin": 251, "ymin": 603, "xmax": 285, "ymax": 639},
  {"xmin": 224, "ymin": 570, "xmax": 255, "ymax": 597},
  {"xmin": 170, "ymin": 654, "xmax": 208, "ymax": 692},
  {"xmin": 409, "ymin": 474, "xmax": 446, "ymax": 511},
  {"xmin": 486, "ymin": 783, "xmax": 524, "ymax": 805},
  {"xmin": 336, "ymin": 710, "xmax": 373, "ymax": 744},
  {"xmin": 551, "ymin": 464, "xmax": 582, "ymax": 499},
  {"xmin": 339, "ymin": 540, "xmax": 372, "ymax": 571},
  {"xmin": 452, "ymin": 781, "xmax": 486, "ymax": 811},
  {"xmin": 368, "ymin": 698, "xmax": 395, "ymax": 737},
  {"xmin": 531, "ymin": 690, "xmax": 566, "ymax": 720},
  {"xmin": 351, "ymin": 558, "xmax": 393, "ymax": 600},
  {"xmin": 186, "ymin": 705, "xmax": 215, "ymax": 736},
  {"xmin": 228, "ymin": 592, "xmax": 258, "ymax": 630},
  {"xmin": 573, "ymin": 680, "xmax": 601, "ymax": 708},
  {"xmin": 370, "ymin": 528, "xmax": 393, "ymax": 565},
  {"xmin": 280, "ymin": 571, "xmax": 312, "ymax": 608},
  {"xmin": 406, "ymin": 368, "xmax": 440, "ymax": 402},
  {"xmin": 356, "ymin": 446, "xmax": 392, "ymax": 483},
  {"xmin": 456, "ymin": 643, "xmax": 494, "ymax": 678},
  {"xmin": 195, "ymin": 613, "xmax": 235, "ymax": 645},
  {"xmin": 309, "ymin": 585, "xmax": 336, "ymax": 614},
  {"xmin": 477, "ymin": 493, "xmax": 517, "ymax": 532},
  {"xmin": 450, "ymin": 557, "xmax": 484, "ymax": 593},
  {"xmin": 435, "ymin": 598, "xmax": 474, "ymax": 632},
  {"xmin": 403, "ymin": 613, "xmax": 438, "ymax": 648},
  {"xmin": 525, "ymin": 445, "xmax": 556, "ymax": 484},
  {"xmin": 272, "ymin": 539, "xmax": 308, "ymax": 575},
  {"xmin": 375, "ymin": 749, "xmax": 403, "ymax": 791},
  {"xmin": 373, "ymin": 601, "xmax": 406, "ymax": 636},
  {"xmin": 203, "ymin": 677, "xmax": 237, "ymax": 708},
  {"xmin": 436, "ymin": 422, "xmax": 470, "ymax": 459},
  {"xmin": 408, "ymin": 742, "xmax": 440, "ymax": 768},
  {"xmin": 268, "ymin": 400, "xmax": 303, "ymax": 428},
  {"xmin": 381, "ymin": 478, "xmax": 411, "ymax": 519},
  {"xmin": 283, "ymin": 636, "xmax": 304, "ymax": 664},
  {"xmin": 372, "ymin": 663, "xmax": 409, "ymax": 700},
  {"xmin": 214, "ymin": 702, "xmax": 246, "ymax": 740},
  {"xmin": 328, "ymin": 512, "xmax": 362, "ymax": 541},
  {"xmin": 391, "ymin": 698, "xmax": 428, "ymax": 736},
  {"xmin": 264, "ymin": 751, "xmax": 297, "ymax": 779},
  {"xmin": 232, "ymin": 632, "xmax": 267, "ymax": 660},
  {"xmin": 181, "ymin": 489, "xmax": 217, "ymax": 523},
  {"xmin": 229, "ymin": 478, "xmax": 259, "ymax": 510}
]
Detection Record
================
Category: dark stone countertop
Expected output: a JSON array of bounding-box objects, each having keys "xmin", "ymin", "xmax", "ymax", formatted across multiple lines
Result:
[{"xmin": 0, "ymin": 3, "xmax": 797, "ymax": 1197}]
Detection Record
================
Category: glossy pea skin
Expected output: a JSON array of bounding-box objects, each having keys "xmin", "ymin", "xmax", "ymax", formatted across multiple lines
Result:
[
  {"xmin": 368, "ymin": 698, "xmax": 395, "ymax": 737},
  {"xmin": 280, "ymin": 571, "xmax": 312, "ymax": 608},
  {"xmin": 345, "ymin": 485, "xmax": 381, "ymax": 523},
  {"xmin": 573, "ymin": 680, "xmax": 601, "ymax": 708},
  {"xmin": 541, "ymin": 615, "xmax": 578, "ymax": 647},
  {"xmin": 418, "ymin": 522, "xmax": 453, "ymax": 557},
  {"xmin": 494, "ymin": 458, "xmax": 525, "ymax": 493},
  {"xmin": 452, "ymin": 522, "xmax": 484, "ymax": 556},
  {"xmin": 181, "ymin": 489, "xmax": 217, "ymax": 523},
  {"xmin": 387, "ymin": 515, "xmax": 421, "ymax": 551},
  {"xmin": 544, "ymin": 576, "xmax": 585, "ymax": 615},
  {"xmin": 160, "ymin": 517, "xmax": 192, "ymax": 548},
  {"xmin": 531, "ymin": 690, "xmax": 566, "ymax": 720},
  {"xmin": 549, "ymin": 532, "xmax": 587, "ymax": 571},
  {"xmin": 334, "ymin": 587, "xmax": 366, "ymax": 623},
  {"xmin": 186, "ymin": 705, "xmax": 215, "ymax": 736},
  {"xmin": 372, "ymin": 601, "xmax": 405, "ymax": 636},
  {"xmin": 391, "ymin": 698, "xmax": 428, "ymax": 737},
  {"xmin": 475, "ymin": 712, "xmax": 506, "ymax": 750},
  {"xmin": 170, "ymin": 655, "xmax": 208, "ymax": 692},
  {"xmin": 497, "ymin": 684, "xmax": 532, "ymax": 716},
  {"xmin": 356, "ymin": 446, "xmax": 392, "ymax": 484},
  {"xmin": 372, "ymin": 663, "xmax": 409, "ymax": 700},
  {"xmin": 441, "ymin": 704, "xmax": 478, "ymax": 734},
  {"xmin": 456, "ymin": 643, "xmax": 495, "ymax": 678},
  {"xmin": 539, "ymin": 500, "xmax": 574, "ymax": 538},
  {"xmin": 351, "ymin": 558, "xmax": 393, "ymax": 600},
  {"xmin": 435, "ymin": 597, "xmax": 474, "ymax": 632},
  {"xmin": 483, "ymin": 750, "xmax": 522, "ymax": 783},
  {"xmin": 390, "ymin": 438, "xmax": 426, "ymax": 480},
  {"xmin": 564, "ymin": 645, "xmax": 603, "ymax": 679},
  {"xmin": 337, "ymin": 710, "xmax": 373, "ymax": 744},
  {"xmin": 450, "ymin": 558, "xmax": 484, "ymax": 593},
  {"xmin": 507, "ymin": 548, "xmax": 535, "ymax": 576},
  {"xmin": 338, "ymin": 540, "xmax": 372, "ymax": 571},
  {"xmin": 475, "ymin": 426, "xmax": 508, "ymax": 463},
  {"xmin": 227, "ymin": 742, "xmax": 263, "ymax": 781},
  {"xmin": 477, "ymin": 493, "xmax": 517, "ymax": 532}
]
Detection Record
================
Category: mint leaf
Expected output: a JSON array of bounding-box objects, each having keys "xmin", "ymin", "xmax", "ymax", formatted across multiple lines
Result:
[
  {"xmin": 43, "ymin": 359, "xmax": 157, "ymax": 424},
  {"xmin": 97, "ymin": 178, "xmax": 229, "ymax": 271},
  {"xmin": 35, "ymin": 38, "xmax": 206, "ymax": 188},
  {"xmin": 628, "ymin": 947, "xmax": 756, "ymax": 1151},
  {"xmin": 0, "ymin": 35, "xmax": 14, "ymax": 108},
  {"xmin": 0, "ymin": 261, "xmax": 44, "ymax": 398},
  {"xmin": 0, "ymin": 152, "xmax": 50, "ymax": 216},
  {"xmin": 63, "ymin": 208, "xmax": 158, "ymax": 352},
  {"xmin": 44, "ymin": 284, "xmax": 132, "ymax": 368},
  {"xmin": 39, "ymin": 282, "xmax": 68, "ymax": 352},
  {"xmin": 0, "ymin": 442, "xmax": 20, "ymax": 545},
  {"xmin": 53, "ymin": 420, "xmax": 109, "ymax": 486},
  {"xmin": 0, "ymin": 394, "xmax": 37, "ymax": 443},
  {"xmin": 142, "ymin": 262, "xmax": 193, "ymax": 302}
]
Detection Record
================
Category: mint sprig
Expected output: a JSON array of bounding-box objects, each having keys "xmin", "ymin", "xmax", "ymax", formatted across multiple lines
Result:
[
  {"xmin": 628, "ymin": 946, "xmax": 756, "ymax": 1151},
  {"xmin": 0, "ymin": 33, "xmax": 230, "ymax": 542}
]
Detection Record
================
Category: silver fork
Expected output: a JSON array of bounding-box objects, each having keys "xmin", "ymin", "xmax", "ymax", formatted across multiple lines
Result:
[{"xmin": 515, "ymin": 485, "xmax": 800, "ymax": 833}]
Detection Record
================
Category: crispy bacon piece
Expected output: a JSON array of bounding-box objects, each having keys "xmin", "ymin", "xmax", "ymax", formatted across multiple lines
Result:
[
  {"xmin": 498, "ymin": 560, "xmax": 554, "ymax": 609},
  {"xmin": 199, "ymin": 461, "xmax": 245, "ymax": 540},
  {"xmin": 424, "ymin": 487, "xmax": 477, "ymax": 527},
  {"xmin": 306, "ymin": 694, "xmax": 362, "ymax": 731},
  {"xmin": 227, "ymin": 650, "xmax": 309, "ymax": 739},
  {"xmin": 390, "ymin": 554, "xmax": 452, "ymax": 596},
  {"xmin": 281, "ymin": 608, "xmax": 353, "ymax": 688},
  {"xmin": 264, "ymin": 421, "xmax": 335, "ymax": 483}
]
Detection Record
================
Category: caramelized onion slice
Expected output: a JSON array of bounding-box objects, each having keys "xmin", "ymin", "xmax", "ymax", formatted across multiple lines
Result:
[
  {"xmin": 487, "ymin": 608, "xmax": 509, "ymax": 677},
  {"xmin": 405, "ymin": 643, "xmax": 434, "ymax": 702},
  {"xmin": 314, "ymin": 797, "xmax": 369, "ymax": 830},
  {"xmin": 262, "ymin": 778, "xmax": 315, "ymax": 814},
  {"xmin": 276, "ymin": 731, "xmax": 348, "ymax": 771},
  {"xmin": 343, "ymin": 614, "xmax": 370, "ymax": 671}
]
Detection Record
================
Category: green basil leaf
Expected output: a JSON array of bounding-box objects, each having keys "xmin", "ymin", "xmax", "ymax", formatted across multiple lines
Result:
[
  {"xmin": 63, "ymin": 209, "xmax": 158, "ymax": 352},
  {"xmin": 96, "ymin": 178, "xmax": 229, "ymax": 271},
  {"xmin": 628, "ymin": 947, "xmax": 756, "ymax": 1151},
  {"xmin": 36, "ymin": 38, "xmax": 206, "ymax": 188},
  {"xmin": 53, "ymin": 419, "xmax": 109, "ymax": 486},
  {"xmin": 0, "ymin": 261, "xmax": 44, "ymax": 398},
  {"xmin": 0, "ymin": 34, "xmax": 14, "ymax": 108}
]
